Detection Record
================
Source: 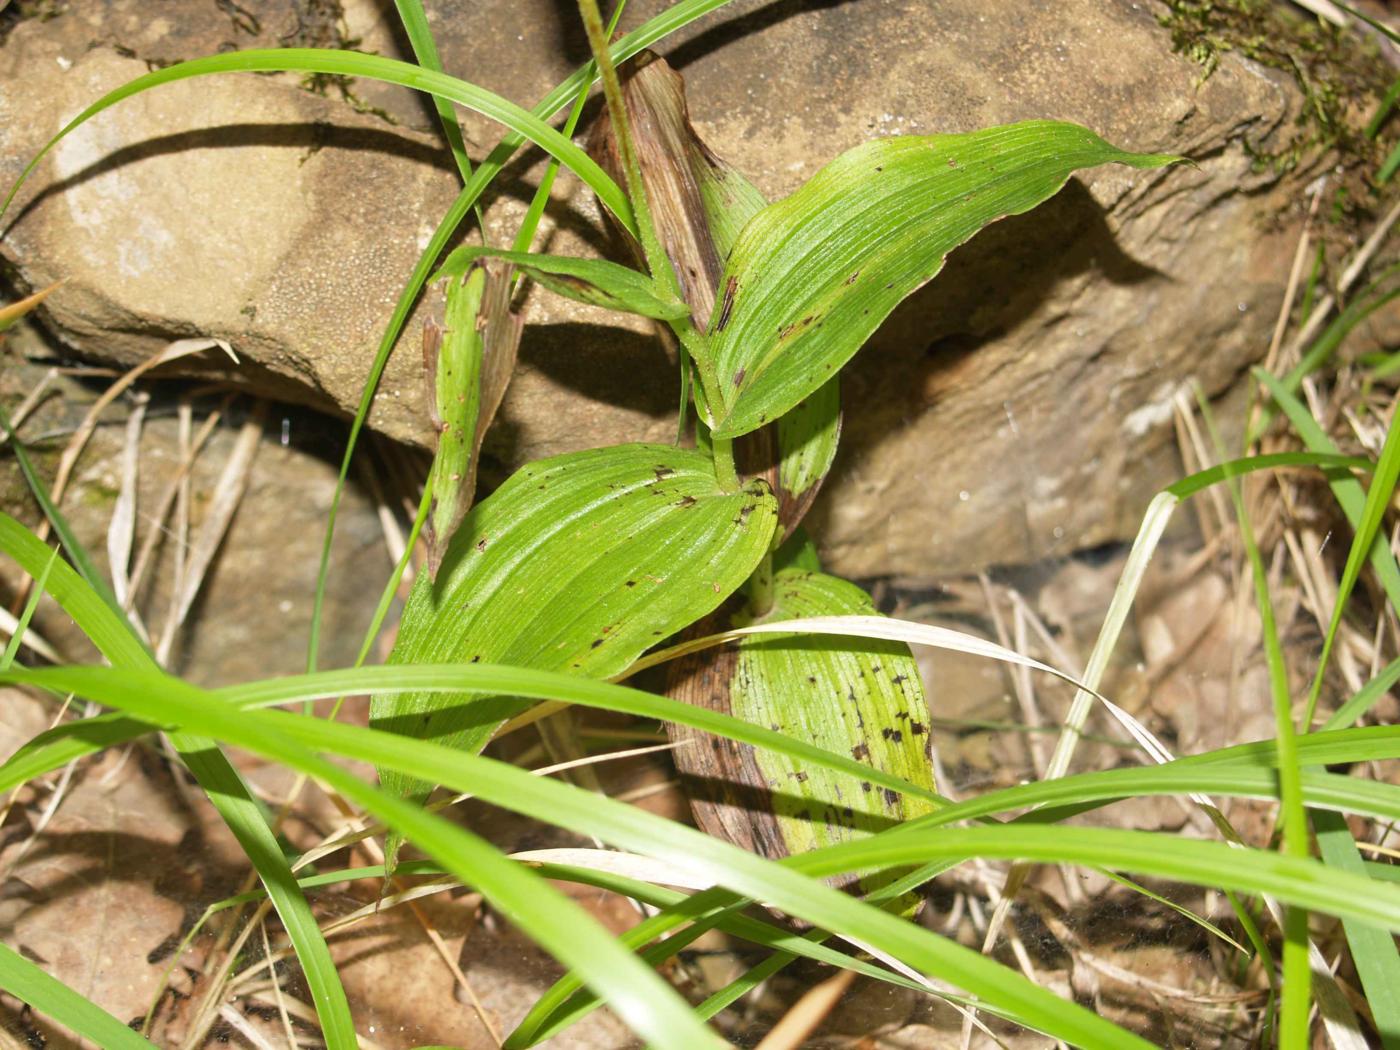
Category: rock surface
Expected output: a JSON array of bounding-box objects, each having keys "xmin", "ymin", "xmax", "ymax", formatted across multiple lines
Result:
[
  {"xmin": 0, "ymin": 0, "xmax": 1323, "ymax": 577},
  {"xmin": 0, "ymin": 338, "xmax": 387, "ymax": 684}
]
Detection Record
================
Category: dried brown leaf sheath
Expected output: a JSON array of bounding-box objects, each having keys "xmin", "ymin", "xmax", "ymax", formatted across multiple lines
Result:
[
  {"xmin": 663, "ymin": 604, "xmax": 800, "ymax": 864},
  {"xmin": 587, "ymin": 51, "xmax": 746, "ymax": 329},
  {"xmin": 586, "ymin": 52, "xmax": 836, "ymax": 541},
  {"xmin": 475, "ymin": 262, "xmax": 524, "ymax": 458}
]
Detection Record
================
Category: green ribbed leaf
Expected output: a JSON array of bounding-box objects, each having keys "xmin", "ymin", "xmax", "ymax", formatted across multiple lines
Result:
[
  {"xmin": 373, "ymin": 444, "xmax": 778, "ymax": 810},
  {"xmin": 701, "ymin": 121, "xmax": 1182, "ymax": 436},
  {"xmin": 667, "ymin": 568, "xmax": 935, "ymax": 884},
  {"xmin": 773, "ymin": 378, "xmax": 840, "ymax": 533},
  {"xmin": 435, "ymin": 246, "xmax": 690, "ymax": 321}
]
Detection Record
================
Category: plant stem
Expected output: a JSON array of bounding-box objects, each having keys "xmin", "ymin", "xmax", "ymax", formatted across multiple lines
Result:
[
  {"xmin": 576, "ymin": 0, "xmax": 677, "ymax": 301},
  {"xmin": 674, "ymin": 320, "xmax": 723, "ymax": 427},
  {"xmin": 750, "ymin": 548, "xmax": 774, "ymax": 617},
  {"xmin": 576, "ymin": 0, "xmax": 725, "ymax": 429},
  {"xmin": 513, "ymin": 1, "xmax": 628, "ymax": 256},
  {"xmin": 711, "ymin": 435, "xmax": 740, "ymax": 492}
]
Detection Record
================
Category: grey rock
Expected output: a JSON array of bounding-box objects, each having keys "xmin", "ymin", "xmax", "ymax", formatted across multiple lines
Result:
[
  {"xmin": 0, "ymin": 339, "xmax": 386, "ymax": 685},
  {"xmin": 0, "ymin": 0, "xmax": 1320, "ymax": 577}
]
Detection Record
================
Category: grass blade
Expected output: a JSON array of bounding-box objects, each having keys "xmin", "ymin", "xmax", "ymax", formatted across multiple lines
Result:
[
  {"xmin": 0, "ymin": 280, "xmax": 61, "ymax": 332},
  {"xmin": 23, "ymin": 665, "xmax": 1400, "ymax": 1047},
  {"xmin": 390, "ymin": 0, "xmax": 475, "ymax": 188},
  {"xmin": 434, "ymin": 245, "xmax": 689, "ymax": 320},
  {"xmin": 1215, "ymin": 411, "xmax": 1311, "ymax": 1044},
  {"xmin": 1302, "ymin": 401, "xmax": 1400, "ymax": 727},
  {"xmin": 1, "ymin": 664, "xmax": 947, "ymax": 832},
  {"xmin": 890, "ymin": 763, "xmax": 1400, "ymax": 830},
  {"xmin": 1323, "ymin": 655, "xmax": 1400, "ymax": 731},
  {"xmin": 1254, "ymin": 368, "xmax": 1400, "ymax": 616},
  {"xmin": 0, "ymin": 663, "xmax": 1168, "ymax": 1049},
  {"xmin": 1314, "ymin": 809, "xmax": 1400, "ymax": 1048},
  {"xmin": 0, "ymin": 514, "xmax": 357, "ymax": 1048},
  {"xmin": 0, "ymin": 941, "xmax": 156, "ymax": 1049},
  {"xmin": 1, "ymin": 49, "xmax": 634, "ymax": 235},
  {"xmin": 0, "ymin": 544, "xmax": 56, "ymax": 669},
  {"xmin": 0, "ymin": 410, "xmax": 130, "ymax": 634}
]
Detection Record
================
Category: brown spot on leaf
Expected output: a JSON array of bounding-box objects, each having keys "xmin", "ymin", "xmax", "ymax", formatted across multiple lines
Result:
[
  {"xmin": 716, "ymin": 275, "xmax": 737, "ymax": 331},
  {"xmin": 553, "ymin": 273, "xmax": 595, "ymax": 294},
  {"xmin": 851, "ymin": 742, "xmax": 870, "ymax": 760}
]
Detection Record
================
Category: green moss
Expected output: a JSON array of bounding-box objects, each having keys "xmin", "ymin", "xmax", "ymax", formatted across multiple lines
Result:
[
  {"xmin": 0, "ymin": 425, "xmax": 61, "ymax": 525},
  {"xmin": 0, "ymin": 0, "xmax": 67, "ymax": 46},
  {"xmin": 78, "ymin": 480, "xmax": 120, "ymax": 507},
  {"xmin": 1158, "ymin": 0, "xmax": 1392, "ymax": 201}
]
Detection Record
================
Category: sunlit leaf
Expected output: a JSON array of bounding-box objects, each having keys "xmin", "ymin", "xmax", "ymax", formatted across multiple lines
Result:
[
  {"xmin": 372, "ymin": 444, "xmax": 779, "ymax": 814},
  {"xmin": 736, "ymin": 378, "xmax": 841, "ymax": 538},
  {"xmin": 583, "ymin": 50, "xmax": 841, "ymax": 531},
  {"xmin": 701, "ymin": 122, "xmax": 1182, "ymax": 436},
  {"xmin": 308, "ymin": 0, "xmax": 745, "ymax": 671}
]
